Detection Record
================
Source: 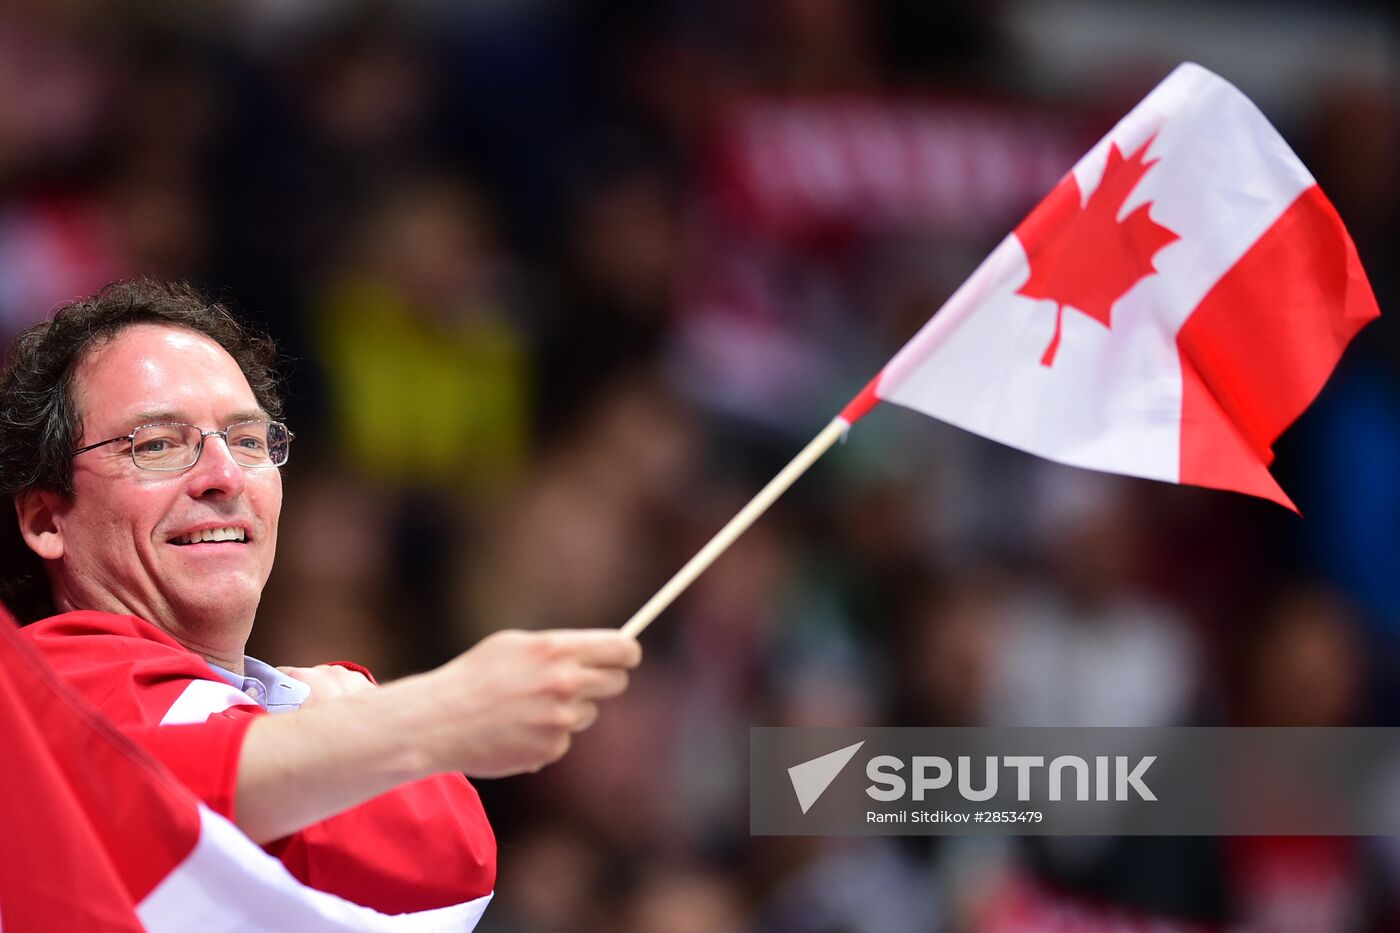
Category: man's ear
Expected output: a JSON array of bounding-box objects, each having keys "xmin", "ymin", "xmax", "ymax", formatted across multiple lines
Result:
[{"xmin": 15, "ymin": 489, "xmax": 67, "ymax": 561}]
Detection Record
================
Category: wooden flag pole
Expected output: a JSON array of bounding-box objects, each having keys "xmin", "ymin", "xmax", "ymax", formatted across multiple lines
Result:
[{"xmin": 620, "ymin": 416, "xmax": 850, "ymax": 639}]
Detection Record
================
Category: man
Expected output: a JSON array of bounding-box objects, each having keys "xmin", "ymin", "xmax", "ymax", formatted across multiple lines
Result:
[{"xmin": 0, "ymin": 280, "xmax": 641, "ymax": 921}]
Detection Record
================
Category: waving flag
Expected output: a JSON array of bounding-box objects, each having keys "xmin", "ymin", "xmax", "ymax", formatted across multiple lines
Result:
[
  {"xmin": 0, "ymin": 607, "xmax": 488, "ymax": 931},
  {"xmin": 839, "ymin": 62, "xmax": 1379, "ymax": 510},
  {"xmin": 621, "ymin": 63, "xmax": 1380, "ymax": 638}
]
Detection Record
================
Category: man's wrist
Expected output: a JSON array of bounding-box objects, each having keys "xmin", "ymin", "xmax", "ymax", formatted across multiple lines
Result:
[{"xmin": 365, "ymin": 670, "xmax": 450, "ymax": 779}]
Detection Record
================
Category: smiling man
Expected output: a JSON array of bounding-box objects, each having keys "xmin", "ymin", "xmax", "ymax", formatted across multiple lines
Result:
[
  {"xmin": 0, "ymin": 280, "xmax": 640, "ymax": 924},
  {"xmin": 26, "ymin": 324, "xmax": 283, "ymax": 667}
]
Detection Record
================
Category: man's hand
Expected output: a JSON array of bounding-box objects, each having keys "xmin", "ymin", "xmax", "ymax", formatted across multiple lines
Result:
[
  {"xmin": 277, "ymin": 664, "xmax": 376, "ymax": 706},
  {"xmin": 236, "ymin": 628, "xmax": 641, "ymax": 843},
  {"xmin": 410, "ymin": 629, "xmax": 641, "ymax": 778}
]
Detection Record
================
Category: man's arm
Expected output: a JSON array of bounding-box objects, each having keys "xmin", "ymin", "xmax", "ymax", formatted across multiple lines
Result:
[{"xmin": 235, "ymin": 628, "xmax": 639, "ymax": 844}]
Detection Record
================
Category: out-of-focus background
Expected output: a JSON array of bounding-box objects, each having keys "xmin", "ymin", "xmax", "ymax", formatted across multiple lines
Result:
[{"xmin": 2, "ymin": 0, "xmax": 1397, "ymax": 929}]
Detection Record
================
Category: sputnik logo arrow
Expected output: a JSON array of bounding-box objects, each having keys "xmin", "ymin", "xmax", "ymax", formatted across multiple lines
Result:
[{"xmin": 788, "ymin": 741, "xmax": 865, "ymax": 814}]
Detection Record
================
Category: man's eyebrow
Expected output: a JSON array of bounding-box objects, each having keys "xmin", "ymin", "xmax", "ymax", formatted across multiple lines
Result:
[
  {"xmin": 124, "ymin": 411, "xmax": 186, "ymax": 428},
  {"xmin": 121, "ymin": 409, "xmax": 271, "ymax": 429}
]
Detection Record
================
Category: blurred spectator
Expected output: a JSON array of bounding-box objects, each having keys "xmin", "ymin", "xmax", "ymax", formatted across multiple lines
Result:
[
  {"xmin": 1232, "ymin": 585, "xmax": 1365, "ymax": 729},
  {"xmin": 1224, "ymin": 586, "xmax": 1389, "ymax": 932},
  {"xmin": 890, "ymin": 570, "xmax": 1008, "ymax": 728},
  {"xmin": 759, "ymin": 838, "xmax": 937, "ymax": 933},
  {"xmin": 988, "ymin": 467, "xmax": 1201, "ymax": 729},
  {"xmin": 536, "ymin": 150, "xmax": 684, "ymax": 441},
  {"xmin": 480, "ymin": 823, "xmax": 611, "ymax": 933},
  {"xmin": 461, "ymin": 373, "xmax": 699, "ymax": 640},
  {"xmin": 303, "ymin": 172, "xmax": 532, "ymax": 669},
  {"xmin": 622, "ymin": 862, "xmax": 749, "ymax": 933},
  {"xmin": 315, "ymin": 174, "xmax": 529, "ymax": 494}
]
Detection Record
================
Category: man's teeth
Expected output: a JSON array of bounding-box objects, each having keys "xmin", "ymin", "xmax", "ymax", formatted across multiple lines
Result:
[{"xmin": 175, "ymin": 527, "xmax": 246, "ymax": 544}]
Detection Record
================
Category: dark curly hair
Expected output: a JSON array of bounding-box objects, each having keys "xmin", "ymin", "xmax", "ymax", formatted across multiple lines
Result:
[{"xmin": 0, "ymin": 280, "xmax": 282, "ymax": 622}]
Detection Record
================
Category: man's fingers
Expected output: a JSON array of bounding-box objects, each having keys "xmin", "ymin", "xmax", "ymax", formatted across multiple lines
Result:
[
  {"xmin": 275, "ymin": 664, "xmax": 375, "ymax": 700},
  {"xmin": 575, "ymin": 667, "xmax": 630, "ymax": 701},
  {"xmin": 277, "ymin": 665, "xmax": 310, "ymax": 681},
  {"xmin": 570, "ymin": 701, "xmax": 599, "ymax": 733},
  {"xmin": 543, "ymin": 630, "xmax": 642, "ymax": 669}
]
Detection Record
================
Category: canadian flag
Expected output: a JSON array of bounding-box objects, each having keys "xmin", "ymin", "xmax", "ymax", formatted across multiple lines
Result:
[
  {"xmin": 840, "ymin": 63, "xmax": 1380, "ymax": 509},
  {"xmin": 0, "ymin": 608, "xmax": 487, "ymax": 932}
]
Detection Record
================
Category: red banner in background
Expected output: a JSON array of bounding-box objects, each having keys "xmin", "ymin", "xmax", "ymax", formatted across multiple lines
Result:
[{"xmin": 709, "ymin": 98, "xmax": 1087, "ymax": 240}]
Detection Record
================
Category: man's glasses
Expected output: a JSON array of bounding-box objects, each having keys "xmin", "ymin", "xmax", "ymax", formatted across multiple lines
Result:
[{"xmin": 73, "ymin": 420, "xmax": 294, "ymax": 472}]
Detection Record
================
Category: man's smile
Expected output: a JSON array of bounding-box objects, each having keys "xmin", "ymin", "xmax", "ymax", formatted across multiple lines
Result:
[{"xmin": 169, "ymin": 525, "xmax": 250, "ymax": 545}]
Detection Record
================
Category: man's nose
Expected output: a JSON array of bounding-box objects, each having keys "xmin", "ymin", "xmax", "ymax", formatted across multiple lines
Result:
[{"xmin": 185, "ymin": 433, "xmax": 247, "ymax": 497}]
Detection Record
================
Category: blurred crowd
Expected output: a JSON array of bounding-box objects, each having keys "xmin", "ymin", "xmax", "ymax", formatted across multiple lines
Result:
[{"xmin": 2, "ymin": 0, "xmax": 1398, "ymax": 930}]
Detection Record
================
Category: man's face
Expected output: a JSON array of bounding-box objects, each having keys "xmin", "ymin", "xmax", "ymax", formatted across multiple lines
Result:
[{"xmin": 40, "ymin": 323, "xmax": 281, "ymax": 648}]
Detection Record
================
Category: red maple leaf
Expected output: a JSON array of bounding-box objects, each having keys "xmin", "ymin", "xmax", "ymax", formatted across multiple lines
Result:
[{"xmin": 1015, "ymin": 136, "xmax": 1179, "ymax": 366}]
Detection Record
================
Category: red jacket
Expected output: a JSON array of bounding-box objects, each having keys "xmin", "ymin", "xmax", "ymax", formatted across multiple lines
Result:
[{"xmin": 22, "ymin": 611, "xmax": 496, "ymax": 916}]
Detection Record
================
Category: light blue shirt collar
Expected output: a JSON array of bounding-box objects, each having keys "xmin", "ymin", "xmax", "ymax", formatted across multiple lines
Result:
[{"xmin": 208, "ymin": 656, "xmax": 312, "ymax": 714}]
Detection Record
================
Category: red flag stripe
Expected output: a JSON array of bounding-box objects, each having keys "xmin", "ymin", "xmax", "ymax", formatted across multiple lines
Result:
[
  {"xmin": 1177, "ymin": 185, "xmax": 1380, "ymax": 508},
  {"xmin": 839, "ymin": 373, "xmax": 883, "ymax": 424}
]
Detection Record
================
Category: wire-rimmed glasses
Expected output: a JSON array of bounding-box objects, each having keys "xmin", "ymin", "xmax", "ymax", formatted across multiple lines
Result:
[{"xmin": 73, "ymin": 420, "xmax": 294, "ymax": 471}]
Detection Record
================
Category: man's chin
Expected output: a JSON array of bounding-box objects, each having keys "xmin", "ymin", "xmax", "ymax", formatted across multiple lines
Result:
[{"xmin": 165, "ymin": 585, "xmax": 262, "ymax": 632}]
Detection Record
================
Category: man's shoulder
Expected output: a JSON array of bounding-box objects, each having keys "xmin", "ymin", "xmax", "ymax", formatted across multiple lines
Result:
[
  {"xmin": 21, "ymin": 610, "xmax": 219, "ymax": 691},
  {"xmin": 22, "ymin": 610, "xmax": 257, "ymax": 724},
  {"xmin": 23, "ymin": 610, "xmax": 188, "ymax": 650}
]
